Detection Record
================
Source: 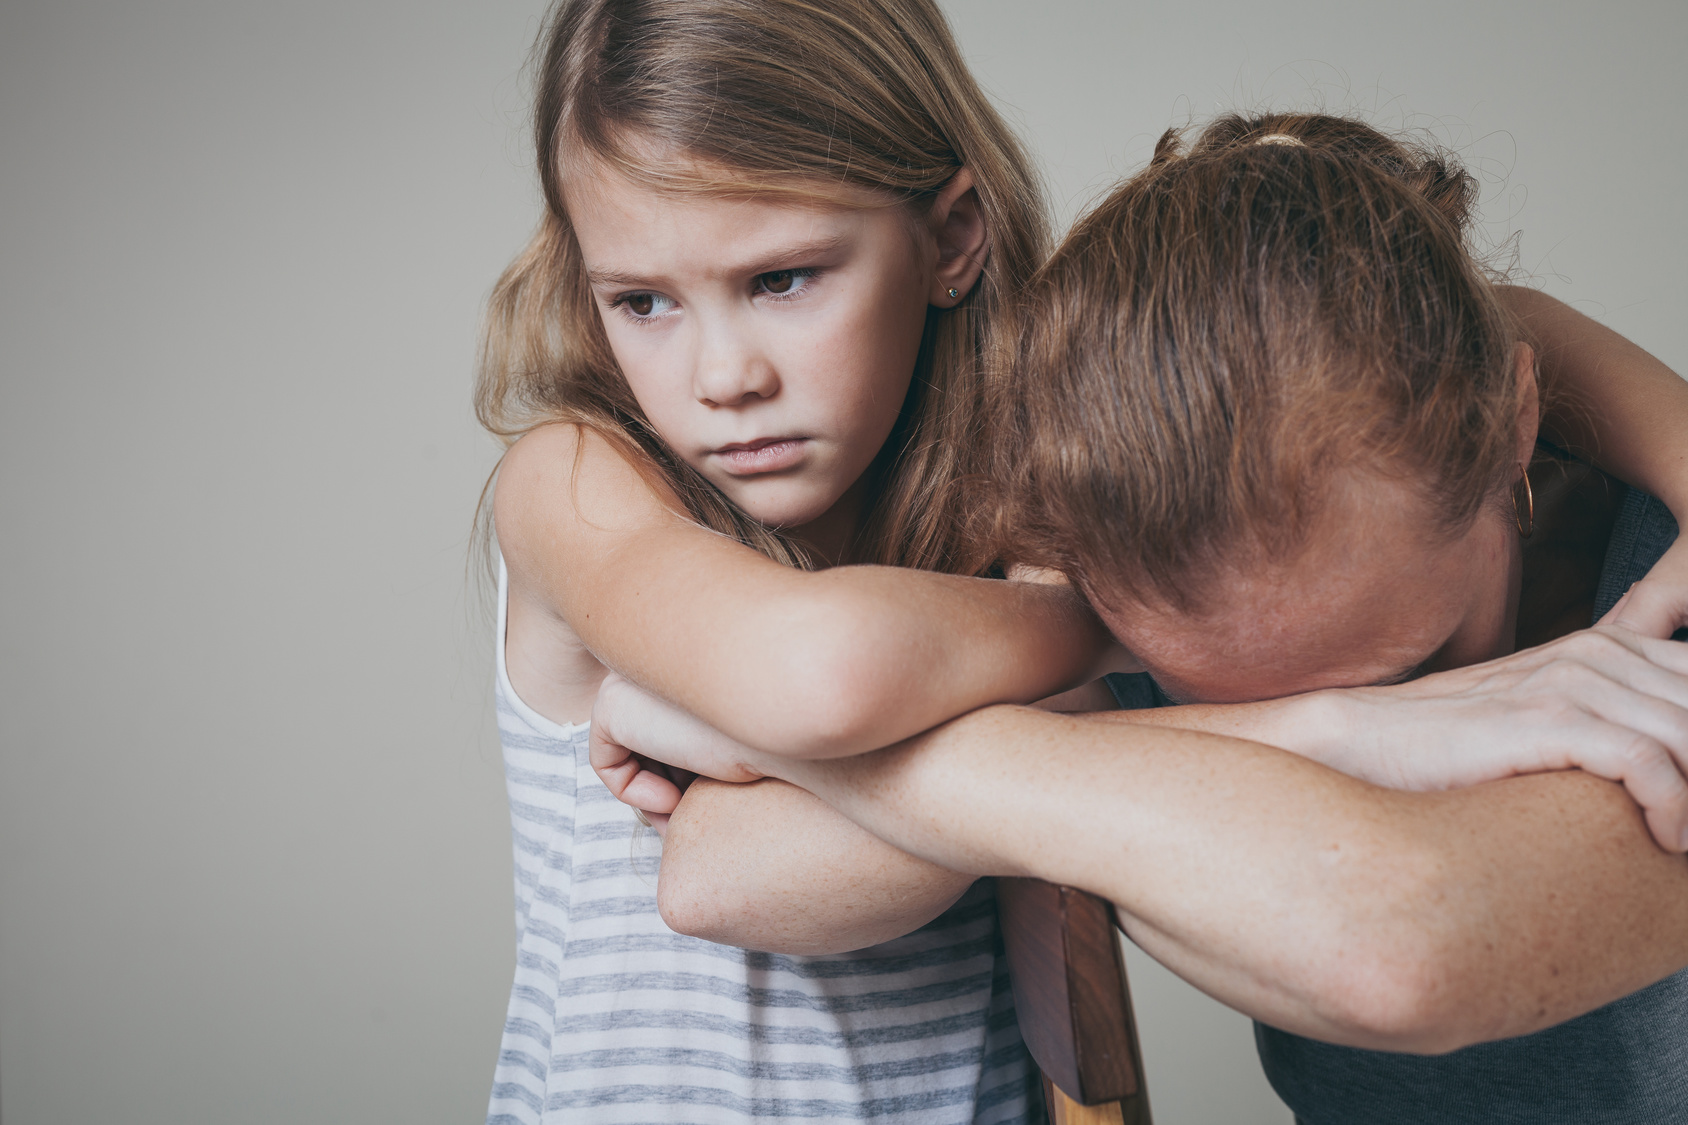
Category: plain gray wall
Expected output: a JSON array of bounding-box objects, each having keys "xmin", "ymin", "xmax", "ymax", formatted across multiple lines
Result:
[{"xmin": 1, "ymin": 2, "xmax": 1683, "ymax": 1123}]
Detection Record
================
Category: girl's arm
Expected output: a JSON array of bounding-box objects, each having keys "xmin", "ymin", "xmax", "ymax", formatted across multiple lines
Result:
[
  {"xmin": 656, "ymin": 777, "xmax": 976, "ymax": 954},
  {"xmin": 1503, "ymin": 286, "xmax": 1688, "ymax": 636},
  {"xmin": 495, "ymin": 422, "xmax": 1114, "ymax": 754}
]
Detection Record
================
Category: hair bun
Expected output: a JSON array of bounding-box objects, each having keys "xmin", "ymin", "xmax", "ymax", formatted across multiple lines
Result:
[{"xmin": 1177, "ymin": 112, "xmax": 1477, "ymax": 233}]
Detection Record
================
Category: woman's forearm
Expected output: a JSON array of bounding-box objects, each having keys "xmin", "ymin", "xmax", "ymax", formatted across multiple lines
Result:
[{"xmin": 763, "ymin": 705, "xmax": 1688, "ymax": 1054}]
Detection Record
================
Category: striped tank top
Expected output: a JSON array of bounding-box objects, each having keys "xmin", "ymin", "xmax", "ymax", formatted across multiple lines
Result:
[{"xmin": 486, "ymin": 563, "xmax": 1039, "ymax": 1124}]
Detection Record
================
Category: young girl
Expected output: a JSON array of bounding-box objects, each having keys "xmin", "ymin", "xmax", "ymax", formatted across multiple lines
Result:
[
  {"xmin": 481, "ymin": 2, "xmax": 1688, "ymax": 1119},
  {"xmin": 481, "ymin": 1, "xmax": 1115, "ymax": 1121}
]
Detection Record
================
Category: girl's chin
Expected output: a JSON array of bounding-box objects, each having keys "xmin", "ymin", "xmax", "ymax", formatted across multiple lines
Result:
[
  {"xmin": 749, "ymin": 504, "xmax": 837, "ymax": 531},
  {"xmin": 729, "ymin": 487, "xmax": 845, "ymax": 532}
]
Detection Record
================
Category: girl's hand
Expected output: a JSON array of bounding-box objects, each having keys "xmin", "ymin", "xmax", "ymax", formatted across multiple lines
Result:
[
  {"xmin": 1606, "ymin": 535, "xmax": 1688, "ymax": 639},
  {"xmin": 590, "ymin": 673, "xmax": 768, "ymax": 831},
  {"xmin": 1305, "ymin": 625, "xmax": 1688, "ymax": 851}
]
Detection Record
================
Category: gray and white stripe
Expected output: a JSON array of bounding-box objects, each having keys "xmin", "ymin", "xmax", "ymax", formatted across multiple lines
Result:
[{"xmin": 487, "ymin": 564, "xmax": 1037, "ymax": 1124}]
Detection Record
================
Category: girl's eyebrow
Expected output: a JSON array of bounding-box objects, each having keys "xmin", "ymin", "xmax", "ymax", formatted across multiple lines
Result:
[{"xmin": 585, "ymin": 233, "xmax": 851, "ymax": 289}]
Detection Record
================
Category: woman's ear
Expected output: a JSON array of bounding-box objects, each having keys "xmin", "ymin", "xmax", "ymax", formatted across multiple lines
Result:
[
  {"xmin": 1513, "ymin": 341, "xmax": 1541, "ymax": 465},
  {"xmin": 928, "ymin": 168, "xmax": 990, "ymax": 307}
]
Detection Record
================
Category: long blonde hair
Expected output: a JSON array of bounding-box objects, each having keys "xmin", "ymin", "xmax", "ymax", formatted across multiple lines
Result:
[{"xmin": 476, "ymin": 0, "xmax": 1047, "ymax": 573}]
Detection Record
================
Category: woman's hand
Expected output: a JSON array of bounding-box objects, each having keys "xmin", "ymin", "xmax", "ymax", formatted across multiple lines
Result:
[
  {"xmin": 1302, "ymin": 625, "xmax": 1688, "ymax": 851},
  {"xmin": 590, "ymin": 672, "xmax": 768, "ymax": 832},
  {"xmin": 1607, "ymin": 535, "xmax": 1688, "ymax": 639}
]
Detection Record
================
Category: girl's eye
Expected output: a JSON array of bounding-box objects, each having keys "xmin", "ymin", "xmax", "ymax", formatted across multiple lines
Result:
[
  {"xmin": 756, "ymin": 268, "xmax": 815, "ymax": 297},
  {"xmin": 615, "ymin": 291, "xmax": 675, "ymax": 319}
]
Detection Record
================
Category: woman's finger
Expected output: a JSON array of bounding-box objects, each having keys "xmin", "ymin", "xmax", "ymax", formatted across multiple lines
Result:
[
  {"xmin": 1596, "ymin": 584, "xmax": 1635, "ymax": 627},
  {"xmin": 1563, "ymin": 728, "xmax": 1688, "ymax": 854},
  {"xmin": 1504, "ymin": 628, "xmax": 1688, "ymax": 709},
  {"xmin": 1553, "ymin": 629, "xmax": 1688, "ymax": 713},
  {"xmin": 1609, "ymin": 535, "xmax": 1688, "ymax": 638},
  {"xmin": 1527, "ymin": 684, "xmax": 1688, "ymax": 853},
  {"xmin": 1611, "ymin": 584, "xmax": 1688, "ymax": 640}
]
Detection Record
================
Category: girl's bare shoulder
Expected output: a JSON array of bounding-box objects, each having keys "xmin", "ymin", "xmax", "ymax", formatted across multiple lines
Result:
[
  {"xmin": 495, "ymin": 425, "xmax": 624, "ymax": 724},
  {"xmin": 495, "ymin": 422, "xmax": 685, "ymax": 564}
]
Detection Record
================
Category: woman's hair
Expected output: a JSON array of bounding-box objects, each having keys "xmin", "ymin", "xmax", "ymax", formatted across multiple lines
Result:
[
  {"xmin": 476, "ymin": 0, "xmax": 1047, "ymax": 573},
  {"xmin": 1002, "ymin": 112, "xmax": 1530, "ymax": 611}
]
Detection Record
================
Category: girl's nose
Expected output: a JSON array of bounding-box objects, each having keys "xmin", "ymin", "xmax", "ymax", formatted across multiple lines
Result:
[{"xmin": 692, "ymin": 327, "xmax": 780, "ymax": 407}]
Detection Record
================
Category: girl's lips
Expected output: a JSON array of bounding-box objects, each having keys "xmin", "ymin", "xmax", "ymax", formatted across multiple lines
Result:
[{"xmin": 712, "ymin": 438, "xmax": 807, "ymax": 475}]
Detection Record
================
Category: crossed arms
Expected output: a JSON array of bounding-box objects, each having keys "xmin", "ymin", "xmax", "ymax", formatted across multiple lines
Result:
[{"xmin": 597, "ymin": 677, "xmax": 1688, "ymax": 1054}]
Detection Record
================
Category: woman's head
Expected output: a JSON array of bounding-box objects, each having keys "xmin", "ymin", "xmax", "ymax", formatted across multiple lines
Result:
[
  {"xmin": 478, "ymin": 0, "xmax": 1046, "ymax": 572},
  {"xmin": 1006, "ymin": 113, "xmax": 1539, "ymax": 700}
]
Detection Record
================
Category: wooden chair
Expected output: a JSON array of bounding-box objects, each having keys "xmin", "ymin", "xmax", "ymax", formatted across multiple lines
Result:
[{"xmin": 998, "ymin": 878, "xmax": 1152, "ymax": 1125}]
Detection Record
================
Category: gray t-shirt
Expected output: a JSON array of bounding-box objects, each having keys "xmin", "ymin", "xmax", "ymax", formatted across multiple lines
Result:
[{"xmin": 1107, "ymin": 487, "xmax": 1688, "ymax": 1124}]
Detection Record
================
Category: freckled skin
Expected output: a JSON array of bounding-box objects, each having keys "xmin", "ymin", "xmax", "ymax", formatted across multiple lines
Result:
[{"xmin": 1103, "ymin": 476, "xmax": 1523, "ymax": 703}]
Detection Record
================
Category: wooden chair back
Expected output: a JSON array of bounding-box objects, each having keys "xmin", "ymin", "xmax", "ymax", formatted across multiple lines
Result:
[{"xmin": 997, "ymin": 878, "xmax": 1152, "ymax": 1125}]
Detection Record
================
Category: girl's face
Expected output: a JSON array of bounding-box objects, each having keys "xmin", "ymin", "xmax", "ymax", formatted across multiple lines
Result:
[{"xmin": 566, "ymin": 161, "xmax": 978, "ymax": 554}]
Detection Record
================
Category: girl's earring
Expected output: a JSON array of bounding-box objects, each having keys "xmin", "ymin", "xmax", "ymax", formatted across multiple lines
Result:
[{"xmin": 947, "ymin": 288, "xmax": 960, "ymax": 300}]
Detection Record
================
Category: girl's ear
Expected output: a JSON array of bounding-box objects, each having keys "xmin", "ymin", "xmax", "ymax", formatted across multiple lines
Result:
[
  {"xmin": 1513, "ymin": 341, "xmax": 1541, "ymax": 466},
  {"xmin": 928, "ymin": 168, "xmax": 990, "ymax": 307}
]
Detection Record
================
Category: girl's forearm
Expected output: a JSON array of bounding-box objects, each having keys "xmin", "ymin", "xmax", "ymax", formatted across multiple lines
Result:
[
  {"xmin": 608, "ymin": 559, "xmax": 1115, "ymax": 760},
  {"xmin": 745, "ymin": 565, "xmax": 1116, "ymax": 757},
  {"xmin": 502, "ymin": 426, "xmax": 1115, "ymax": 760},
  {"xmin": 657, "ymin": 777, "xmax": 974, "ymax": 954}
]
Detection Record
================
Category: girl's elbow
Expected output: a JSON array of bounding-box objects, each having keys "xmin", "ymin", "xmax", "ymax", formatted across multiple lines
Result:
[{"xmin": 756, "ymin": 614, "xmax": 905, "ymax": 757}]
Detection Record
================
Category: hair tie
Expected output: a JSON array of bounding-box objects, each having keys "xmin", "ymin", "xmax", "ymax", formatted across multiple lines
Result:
[{"xmin": 1253, "ymin": 133, "xmax": 1305, "ymax": 147}]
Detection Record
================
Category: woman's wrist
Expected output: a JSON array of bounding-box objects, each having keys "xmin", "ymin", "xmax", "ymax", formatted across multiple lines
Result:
[{"xmin": 1259, "ymin": 688, "xmax": 1367, "ymax": 770}]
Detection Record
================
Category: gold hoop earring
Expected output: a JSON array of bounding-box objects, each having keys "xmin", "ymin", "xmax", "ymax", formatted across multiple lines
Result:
[{"xmin": 1513, "ymin": 466, "xmax": 1534, "ymax": 539}]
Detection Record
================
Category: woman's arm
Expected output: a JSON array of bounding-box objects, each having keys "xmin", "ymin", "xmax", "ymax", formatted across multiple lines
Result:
[
  {"xmin": 494, "ymin": 422, "xmax": 1113, "ymax": 754},
  {"xmin": 1503, "ymin": 287, "xmax": 1688, "ymax": 636},
  {"xmin": 729, "ymin": 705, "xmax": 1688, "ymax": 1055},
  {"xmin": 1105, "ymin": 627, "xmax": 1688, "ymax": 851}
]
